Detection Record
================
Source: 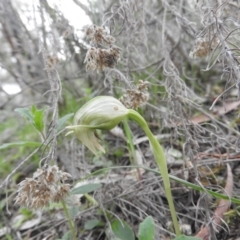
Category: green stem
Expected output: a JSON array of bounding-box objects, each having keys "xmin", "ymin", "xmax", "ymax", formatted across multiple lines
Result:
[
  {"xmin": 84, "ymin": 193, "xmax": 98, "ymax": 206},
  {"xmin": 123, "ymin": 119, "xmax": 142, "ymax": 180},
  {"xmin": 127, "ymin": 110, "xmax": 181, "ymax": 236},
  {"xmin": 79, "ymin": 165, "xmax": 240, "ymax": 204},
  {"xmin": 60, "ymin": 199, "xmax": 77, "ymax": 240}
]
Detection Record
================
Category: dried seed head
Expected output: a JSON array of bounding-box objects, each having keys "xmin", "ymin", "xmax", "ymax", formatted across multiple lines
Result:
[
  {"xmin": 84, "ymin": 25, "xmax": 95, "ymax": 38},
  {"xmin": 15, "ymin": 165, "xmax": 71, "ymax": 209},
  {"xmin": 97, "ymin": 48, "xmax": 120, "ymax": 70},
  {"xmin": 46, "ymin": 55, "xmax": 59, "ymax": 69},
  {"xmin": 83, "ymin": 24, "xmax": 120, "ymax": 72},
  {"xmin": 84, "ymin": 25, "xmax": 115, "ymax": 46},
  {"xmin": 120, "ymin": 80, "xmax": 149, "ymax": 109},
  {"xmin": 189, "ymin": 36, "xmax": 219, "ymax": 58},
  {"xmin": 53, "ymin": 184, "xmax": 71, "ymax": 202},
  {"xmin": 104, "ymin": 35, "xmax": 116, "ymax": 45},
  {"xmin": 84, "ymin": 47, "xmax": 120, "ymax": 72}
]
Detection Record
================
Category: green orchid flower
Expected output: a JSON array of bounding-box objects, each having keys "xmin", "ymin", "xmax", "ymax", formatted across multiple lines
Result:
[
  {"xmin": 66, "ymin": 96, "xmax": 129, "ymax": 155},
  {"xmin": 65, "ymin": 95, "xmax": 181, "ymax": 236}
]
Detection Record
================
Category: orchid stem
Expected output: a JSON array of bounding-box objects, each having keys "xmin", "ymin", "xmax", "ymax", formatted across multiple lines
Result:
[
  {"xmin": 84, "ymin": 193, "xmax": 98, "ymax": 206},
  {"xmin": 123, "ymin": 119, "xmax": 142, "ymax": 181},
  {"xmin": 127, "ymin": 110, "xmax": 181, "ymax": 236},
  {"xmin": 60, "ymin": 199, "xmax": 77, "ymax": 240}
]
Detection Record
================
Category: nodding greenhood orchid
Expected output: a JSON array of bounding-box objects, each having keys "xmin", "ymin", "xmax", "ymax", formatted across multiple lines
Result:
[
  {"xmin": 65, "ymin": 95, "xmax": 181, "ymax": 235},
  {"xmin": 65, "ymin": 96, "xmax": 129, "ymax": 155}
]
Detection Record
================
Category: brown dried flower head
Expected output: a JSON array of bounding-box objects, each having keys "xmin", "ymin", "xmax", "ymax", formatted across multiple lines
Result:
[
  {"xmin": 83, "ymin": 24, "xmax": 120, "ymax": 72},
  {"xmin": 84, "ymin": 47, "xmax": 120, "ymax": 72},
  {"xmin": 46, "ymin": 55, "xmax": 59, "ymax": 69},
  {"xmin": 189, "ymin": 36, "xmax": 219, "ymax": 58},
  {"xmin": 84, "ymin": 25, "xmax": 115, "ymax": 46},
  {"xmin": 15, "ymin": 165, "xmax": 71, "ymax": 208},
  {"xmin": 120, "ymin": 80, "xmax": 149, "ymax": 109}
]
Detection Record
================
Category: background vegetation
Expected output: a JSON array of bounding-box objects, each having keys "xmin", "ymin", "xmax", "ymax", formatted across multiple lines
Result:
[{"xmin": 1, "ymin": 0, "xmax": 240, "ymax": 239}]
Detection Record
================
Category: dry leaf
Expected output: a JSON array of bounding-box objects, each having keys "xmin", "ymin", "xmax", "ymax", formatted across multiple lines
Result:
[
  {"xmin": 179, "ymin": 101, "xmax": 240, "ymax": 125},
  {"xmin": 217, "ymin": 101, "xmax": 240, "ymax": 115}
]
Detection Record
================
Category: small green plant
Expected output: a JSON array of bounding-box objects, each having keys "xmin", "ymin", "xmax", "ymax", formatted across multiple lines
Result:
[
  {"xmin": 138, "ymin": 216, "xmax": 155, "ymax": 240},
  {"xmin": 0, "ymin": 105, "xmax": 73, "ymax": 150},
  {"xmin": 1, "ymin": 105, "xmax": 77, "ymax": 240},
  {"xmin": 111, "ymin": 219, "xmax": 135, "ymax": 240}
]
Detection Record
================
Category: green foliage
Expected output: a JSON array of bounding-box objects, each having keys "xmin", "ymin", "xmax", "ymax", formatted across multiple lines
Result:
[
  {"xmin": 113, "ymin": 148, "xmax": 124, "ymax": 158},
  {"xmin": 14, "ymin": 208, "xmax": 34, "ymax": 228},
  {"xmin": 68, "ymin": 205, "xmax": 79, "ymax": 218},
  {"xmin": 57, "ymin": 231, "xmax": 71, "ymax": 240},
  {"xmin": 0, "ymin": 104, "xmax": 74, "ymax": 179},
  {"xmin": 84, "ymin": 219, "xmax": 104, "ymax": 230},
  {"xmin": 111, "ymin": 219, "xmax": 135, "ymax": 240},
  {"xmin": 14, "ymin": 107, "xmax": 33, "ymax": 122},
  {"xmin": 138, "ymin": 216, "xmax": 155, "ymax": 240},
  {"xmin": 57, "ymin": 113, "xmax": 74, "ymax": 132},
  {"xmin": 0, "ymin": 141, "xmax": 43, "ymax": 150},
  {"xmin": 223, "ymin": 206, "xmax": 240, "ymax": 224},
  {"xmin": 15, "ymin": 105, "xmax": 45, "ymax": 133},
  {"xmin": 59, "ymin": 88, "xmax": 83, "ymax": 116},
  {"xmin": 169, "ymin": 174, "xmax": 240, "ymax": 204},
  {"xmin": 20, "ymin": 208, "xmax": 34, "ymax": 218},
  {"xmin": 5, "ymin": 234, "xmax": 13, "ymax": 240},
  {"xmin": 0, "ymin": 197, "xmax": 6, "ymax": 211},
  {"xmin": 70, "ymin": 183, "xmax": 102, "ymax": 195},
  {"xmin": 31, "ymin": 105, "xmax": 44, "ymax": 132},
  {"xmin": 86, "ymin": 165, "xmax": 240, "ymax": 204},
  {"xmin": 0, "ymin": 116, "xmax": 40, "ymax": 177},
  {"xmin": 15, "ymin": 104, "xmax": 73, "ymax": 135},
  {"xmin": 0, "ymin": 118, "xmax": 15, "ymax": 133},
  {"xmin": 0, "ymin": 157, "xmax": 14, "ymax": 176},
  {"xmin": 174, "ymin": 236, "xmax": 201, "ymax": 240},
  {"xmin": 83, "ymin": 87, "xmax": 93, "ymax": 97}
]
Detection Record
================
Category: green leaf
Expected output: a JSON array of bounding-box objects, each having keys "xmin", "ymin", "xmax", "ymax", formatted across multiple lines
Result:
[
  {"xmin": 14, "ymin": 108, "xmax": 33, "ymax": 123},
  {"xmin": 61, "ymin": 231, "xmax": 71, "ymax": 240},
  {"xmin": 70, "ymin": 183, "xmax": 102, "ymax": 195},
  {"xmin": 20, "ymin": 208, "xmax": 33, "ymax": 218},
  {"xmin": 138, "ymin": 216, "xmax": 155, "ymax": 240},
  {"xmin": 111, "ymin": 219, "xmax": 135, "ymax": 240},
  {"xmin": 0, "ymin": 141, "xmax": 42, "ymax": 150},
  {"xmin": 84, "ymin": 219, "xmax": 104, "ymax": 230},
  {"xmin": 15, "ymin": 105, "xmax": 45, "ymax": 133},
  {"xmin": 0, "ymin": 197, "xmax": 7, "ymax": 210},
  {"xmin": 33, "ymin": 108, "xmax": 44, "ymax": 132},
  {"xmin": 169, "ymin": 174, "xmax": 240, "ymax": 204},
  {"xmin": 57, "ymin": 113, "xmax": 74, "ymax": 132},
  {"xmin": 68, "ymin": 205, "xmax": 79, "ymax": 218},
  {"xmin": 174, "ymin": 235, "xmax": 201, "ymax": 240},
  {"xmin": 31, "ymin": 105, "xmax": 37, "ymax": 114},
  {"xmin": 82, "ymin": 166, "xmax": 240, "ymax": 205}
]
